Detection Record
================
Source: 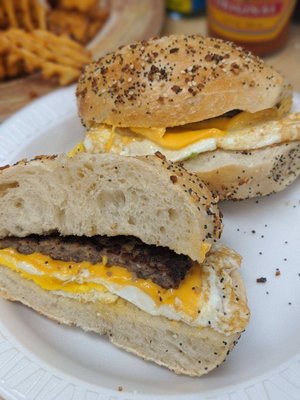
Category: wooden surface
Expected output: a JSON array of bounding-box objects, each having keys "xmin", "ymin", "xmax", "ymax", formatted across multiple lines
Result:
[
  {"xmin": 0, "ymin": 0, "xmax": 165, "ymax": 122},
  {"xmin": 162, "ymin": 16, "xmax": 300, "ymax": 92}
]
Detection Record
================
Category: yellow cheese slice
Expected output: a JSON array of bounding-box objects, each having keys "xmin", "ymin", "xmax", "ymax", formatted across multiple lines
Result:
[
  {"xmin": 130, "ymin": 117, "xmax": 231, "ymax": 150},
  {"xmin": 131, "ymin": 127, "xmax": 226, "ymax": 150},
  {"xmin": 0, "ymin": 246, "xmax": 209, "ymax": 319},
  {"xmin": 68, "ymin": 141, "xmax": 85, "ymax": 158},
  {"xmin": 77, "ymin": 106, "xmax": 284, "ymax": 154}
]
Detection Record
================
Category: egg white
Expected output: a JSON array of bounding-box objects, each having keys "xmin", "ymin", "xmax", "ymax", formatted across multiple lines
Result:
[
  {"xmin": 83, "ymin": 128, "xmax": 217, "ymax": 162},
  {"xmin": 83, "ymin": 113, "xmax": 300, "ymax": 162},
  {"xmin": 13, "ymin": 258, "xmax": 241, "ymax": 335}
]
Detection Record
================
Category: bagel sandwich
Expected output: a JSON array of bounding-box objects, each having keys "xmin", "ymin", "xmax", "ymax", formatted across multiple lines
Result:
[
  {"xmin": 75, "ymin": 34, "xmax": 300, "ymax": 200},
  {"xmin": 0, "ymin": 153, "xmax": 249, "ymax": 376}
]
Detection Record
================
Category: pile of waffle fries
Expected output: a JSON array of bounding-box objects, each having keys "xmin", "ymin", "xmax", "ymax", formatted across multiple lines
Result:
[{"xmin": 0, "ymin": 0, "xmax": 108, "ymax": 85}]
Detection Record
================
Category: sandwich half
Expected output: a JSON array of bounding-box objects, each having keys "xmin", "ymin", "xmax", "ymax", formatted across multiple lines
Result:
[
  {"xmin": 76, "ymin": 34, "xmax": 300, "ymax": 200},
  {"xmin": 0, "ymin": 153, "xmax": 249, "ymax": 376}
]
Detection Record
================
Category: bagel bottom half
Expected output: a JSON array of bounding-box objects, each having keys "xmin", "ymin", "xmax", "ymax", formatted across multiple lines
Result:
[
  {"xmin": 0, "ymin": 261, "xmax": 246, "ymax": 377},
  {"xmin": 183, "ymin": 141, "xmax": 300, "ymax": 200}
]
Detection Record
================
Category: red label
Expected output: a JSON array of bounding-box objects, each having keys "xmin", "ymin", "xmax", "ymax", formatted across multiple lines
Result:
[{"xmin": 211, "ymin": 0, "xmax": 283, "ymax": 18}]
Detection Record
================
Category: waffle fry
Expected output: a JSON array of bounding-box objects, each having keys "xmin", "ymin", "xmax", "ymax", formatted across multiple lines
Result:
[
  {"xmin": 0, "ymin": 56, "xmax": 5, "ymax": 80},
  {"xmin": 0, "ymin": 0, "xmax": 108, "ymax": 86},
  {"xmin": 49, "ymin": 0, "xmax": 98, "ymax": 13},
  {"xmin": 0, "ymin": 53, "xmax": 23, "ymax": 80},
  {"xmin": 47, "ymin": 8, "xmax": 108, "ymax": 44},
  {"xmin": 88, "ymin": 9, "xmax": 109, "ymax": 39},
  {"xmin": 0, "ymin": 0, "xmax": 47, "ymax": 30},
  {"xmin": 47, "ymin": 9, "xmax": 90, "ymax": 44},
  {"xmin": 30, "ymin": 0, "xmax": 47, "ymax": 30},
  {"xmin": 0, "ymin": 9, "xmax": 6, "ymax": 31},
  {"xmin": 1, "ymin": 0, "xmax": 17, "ymax": 28},
  {"xmin": 0, "ymin": 29, "xmax": 91, "ymax": 85}
]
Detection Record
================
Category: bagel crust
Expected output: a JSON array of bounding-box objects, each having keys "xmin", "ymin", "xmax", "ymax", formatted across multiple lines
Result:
[
  {"xmin": 183, "ymin": 141, "xmax": 300, "ymax": 200},
  {"xmin": 77, "ymin": 35, "xmax": 288, "ymax": 128}
]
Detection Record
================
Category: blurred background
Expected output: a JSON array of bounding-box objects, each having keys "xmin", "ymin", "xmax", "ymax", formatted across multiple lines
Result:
[{"xmin": 0, "ymin": 0, "xmax": 299, "ymax": 121}]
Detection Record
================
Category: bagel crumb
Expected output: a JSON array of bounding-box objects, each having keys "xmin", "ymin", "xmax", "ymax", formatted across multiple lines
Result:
[{"xmin": 256, "ymin": 277, "xmax": 267, "ymax": 283}]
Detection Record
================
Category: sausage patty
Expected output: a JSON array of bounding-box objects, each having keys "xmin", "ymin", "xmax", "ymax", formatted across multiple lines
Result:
[{"xmin": 0, "ymin": 234, "xmax": 194, "ymax": 289}]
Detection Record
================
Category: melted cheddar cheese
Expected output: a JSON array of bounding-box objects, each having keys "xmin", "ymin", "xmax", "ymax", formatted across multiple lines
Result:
[
  {"xmin": 0, "ymin": 245, "xmax": 250, "ymax": 334},
  {"xmin": 131, "ymin": 127, "xmax": 226, "ymax": 150},
  {"xmin": 73, "ymin": 103, "xmax": 300, "ymax": 164},
  {"xmin": 83, "ymin": 106, "xmax": 284, "ymax": 152},
  {"xmin": 85, "ymin": 115, "xmax": 231, "ymax": 153},
  {"xmin": 0, "ymin": 247, "xmax": 205, "ymax": 317},
  {"xmin": 199, "ymin": 242, "xmax": 211, "ymax": 263},
  {"xmin": 68, "ymin": 141, "xmax": 86, "ymax": 158}
]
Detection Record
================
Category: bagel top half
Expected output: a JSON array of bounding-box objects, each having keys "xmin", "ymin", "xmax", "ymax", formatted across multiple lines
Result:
[{"xmin": 77, "ymin": 34, "xmax": 289, "ymax": 129}]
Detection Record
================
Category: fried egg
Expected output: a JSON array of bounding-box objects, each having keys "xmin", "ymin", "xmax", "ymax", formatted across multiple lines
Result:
[
  {"xmin": 0, "ymin": 244, "xmax": 249, "ymax": 335},
  {"xmin": 75, "ymin": 111, "xmax": 300, "ymax": 163}
]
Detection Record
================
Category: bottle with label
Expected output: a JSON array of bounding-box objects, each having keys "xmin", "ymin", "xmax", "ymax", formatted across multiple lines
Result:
[{"xmin": 207, "ymin": 0, "xmax": 296, "ymax": 56}]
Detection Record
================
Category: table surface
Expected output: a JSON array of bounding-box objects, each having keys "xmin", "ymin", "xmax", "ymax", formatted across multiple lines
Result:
[{"xmin": 0, "ymin": 14, "xmax": 299, "ymax": 400}]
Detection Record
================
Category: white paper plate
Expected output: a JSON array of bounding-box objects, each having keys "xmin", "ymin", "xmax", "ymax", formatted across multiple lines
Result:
[{"xmin": 0, "ymin": 87, "xmax": 299, "ymax": 400}]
